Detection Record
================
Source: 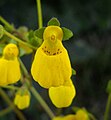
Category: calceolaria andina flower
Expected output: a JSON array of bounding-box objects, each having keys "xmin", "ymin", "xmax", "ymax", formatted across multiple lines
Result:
[
  {"xmin": 31, "ymin": 25, "xmax": 76, "ymax": 108},
  {"xmin": 52, "ymin": 109, "xmax": 89, "ymax": 120},
  {"xmin": 0, "ymin": 43, "xmax": 21, "ymax": 86},
  {"xmin": 14, "ymin": 88, "xmax": 31, "ymax": 110}
]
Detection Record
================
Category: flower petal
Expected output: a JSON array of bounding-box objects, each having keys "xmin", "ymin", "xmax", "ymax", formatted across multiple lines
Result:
[{"xmin": 49, "ymin": 81, "xmax": 76, "ymax": 108}]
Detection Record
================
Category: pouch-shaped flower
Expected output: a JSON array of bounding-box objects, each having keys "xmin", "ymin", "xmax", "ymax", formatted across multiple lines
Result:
[
  {"xmin": 0, "ymin": 43, "xmax": 21, "ymax": 86},
  {"xmin": 31, "ymin": 26, "xmax": 72, "ymax": 88},
  {"xmin": 49, "ymin": 80, "xmax": 76, "ymax": 108},
  {"xmin": 14, "ymin": 89, "xmax": 30, "ymax": 109}
]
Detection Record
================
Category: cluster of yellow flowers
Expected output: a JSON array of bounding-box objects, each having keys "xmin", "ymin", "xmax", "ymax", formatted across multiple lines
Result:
[
  {"xmin": 0, "ymin": 25, "xmax": 76, "ymax": 109},
  {"xmin": 0, "ymin": 43, "xmax": 31, "ymax": 109},
  {"xmin": 53, "ymin": 109, "xmax": 89, "ymax": 120},
  {"xmin": 31, "ymin": 26, "xmax": 76, "ymax": 108}
]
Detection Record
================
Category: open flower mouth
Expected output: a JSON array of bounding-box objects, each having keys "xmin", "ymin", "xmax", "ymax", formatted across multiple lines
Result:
[{"xmin": 42, "ymin": 46, "xmax": 62, "ymax": 56}]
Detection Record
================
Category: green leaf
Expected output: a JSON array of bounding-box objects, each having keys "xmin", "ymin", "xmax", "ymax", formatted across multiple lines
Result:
[
  {"xmin": 106, "ymin": 80, "xmax": 111, "ymax": 93},
  {"xmin": 0, "ymin": 25, "xmax": 4, "ymax": 39},
  {"xmin": 72, "ymin": 68, "xmax": 76, "ymax": 75},
  {"xmin": 47, "ymin": 17, "xmax": 60, "ymax": 26},
  {"xmin": 34, "ymin": 27, "xmax": 45, "ymax": 39},
  {"xmin": 62, "ymin": 27, "xmax": 73, "ymax": 40},
  {"xmin": 28, "ymin": 30, "xmax": 42, "ymax": 47}
]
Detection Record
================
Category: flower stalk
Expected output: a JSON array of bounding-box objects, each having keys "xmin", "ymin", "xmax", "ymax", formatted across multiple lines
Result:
[
  {"xmin": 4, "ymin": 30, "xmax": 37, "ymax": 50},
  {"xmin": 1, "ymin": 85, "xmax": 19, "ymax": 90},
  {"xmin": 0, "ymin": 16, "xmax": 14, "ymax": 31},
  {"xmin": 0, "ymin": 106, "xmax": 12, "ymax": 117},
  {"xmin": 36, "ymin": 0, "xmax": 43, "ymax": 28}
]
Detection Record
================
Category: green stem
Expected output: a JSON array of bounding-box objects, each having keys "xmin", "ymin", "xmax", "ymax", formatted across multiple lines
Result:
[
  {"xmin": 36, "ymin": 0, "xmax": 43, "ymax": 28},
  {"xmin": 19, "ymin": 59, "xmax": 29, "ymax": 76},
  {"xmin": 30, "ymin": 86, "xmax": 55, "ymax": 119},
  {"xmin": 0, "ymin": 16, "xmax": 14, "ymax": 31},
  {"xmin": 0, "ymin": 88, "xmax": 26, "ymax": 120},
  {"xmin": 4, "ymin": 30, "xmax": 37, "ymax": 50},
  {"xmin": 104, "ymin": 93, "xmax": 111, "ymax": 120},
  {"xmin": 1, "ymin": 85, "xmax": 19, "ymax": 90},
  {"xmin": 0, "ymin": 106, "xmax": 12, "ymax": 117},
  {"xmin": 19, "ymin": 59, "xmax": 55, "ymax": 119}
]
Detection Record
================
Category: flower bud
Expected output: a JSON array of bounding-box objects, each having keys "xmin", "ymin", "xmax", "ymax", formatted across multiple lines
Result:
[{"xmin": 14, "ymin": 88, "xmax": 31, "ymax": 109}]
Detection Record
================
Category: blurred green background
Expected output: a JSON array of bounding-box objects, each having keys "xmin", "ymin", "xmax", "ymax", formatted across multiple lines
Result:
[{"xmin": 0, "ymin": 0, "xmax": 111, "ymax": 120}]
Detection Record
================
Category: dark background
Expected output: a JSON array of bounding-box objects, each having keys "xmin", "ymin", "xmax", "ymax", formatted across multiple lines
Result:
[{"xmin": 0, "ymin": 0, "xmax": 111, "ymax": 120}]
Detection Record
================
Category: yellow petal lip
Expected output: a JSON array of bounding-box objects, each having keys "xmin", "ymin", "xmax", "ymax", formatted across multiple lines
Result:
[
  {"xmin": 3, "ymin": 43, "xmax": 19, "ymax": 60},
  {"xmin": 43, "ymin": 26, "xmax": 63, "ymax": 42},
  {"xmin": 49, "ymin": 81, "xmax": 76, "ymax": 108}
]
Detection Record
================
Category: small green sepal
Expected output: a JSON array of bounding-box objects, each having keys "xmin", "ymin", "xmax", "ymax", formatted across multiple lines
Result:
[
  {"xmin": 62, "ymin": 27, "xmax": 73, "ymax": 40},
  {"xmin": 47, "ymin": 17, "xmax": 60, "ymax": 26},
  {"xmin": 34, "ymin": 27, "xmax": 45, "ymax": 39},
  {"xmin": 72, "ymin": 68, "xmax": 76, "ymax": 75}
]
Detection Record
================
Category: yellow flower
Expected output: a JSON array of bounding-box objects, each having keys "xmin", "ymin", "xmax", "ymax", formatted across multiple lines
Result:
[
  {"xmin": 0, "ymin": 43, "xmax": 21, "ymax": 86},
  {"xmin": 53, "ymin": 115, "xmax": 76, "ymax": 120},
  {"xmin": 31, "ymin": 26, "xmax": 72, "ymax": 88},
  {"xmin": 52, "ymin": 110, "xmax": 89, "ymax": 120},
  {"xmin": 49, "ymin": 81, "xmax": 76, "ymax": 108},
  {"xmin": 75, "ymin": 109, "xmax": 89, "ymax": 120},
  {"xmin": 14, "ymin": 88, "xmax": 30, "ymax": 109}
]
